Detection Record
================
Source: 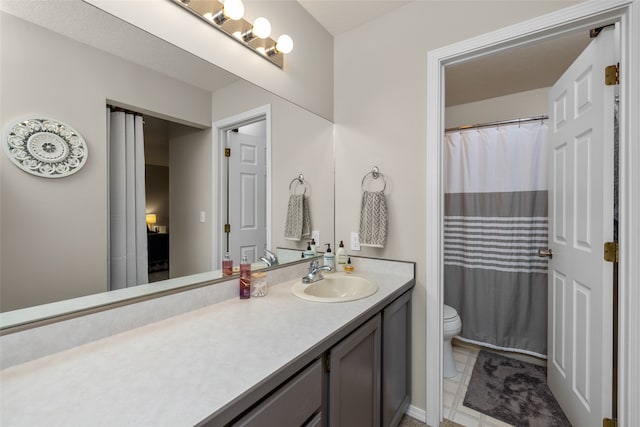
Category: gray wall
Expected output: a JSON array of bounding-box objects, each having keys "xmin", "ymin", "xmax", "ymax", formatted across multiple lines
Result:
[{"xmin": 0, "ymin": 13, "xmax": 211, "ymax": 311}]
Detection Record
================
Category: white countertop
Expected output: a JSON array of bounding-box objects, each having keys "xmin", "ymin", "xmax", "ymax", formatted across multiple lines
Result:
[{"xmin": 0, "ymin": 269, "xmax": 413, "ymax": 426}]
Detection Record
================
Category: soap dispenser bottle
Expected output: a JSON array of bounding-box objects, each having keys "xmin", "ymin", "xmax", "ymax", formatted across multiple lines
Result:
[
  {"xmin": 336, "ymin": 241, "xmax": 347, "ymax": 272},
  {"xmin": 323, "ymin": 243, "xmax": 335, "ymax": 270},
  {"xmin": 303, "ymin": 241, "xmax": 314, "ymax": 258},
  {"xmin": 239, "ymin": 255, "xmax": 251, "ymax": 299},
  {"xmin": 222, "ymin": 252, "xmax": 233, "ymax": 276},
  {"xmin": 310, "ymin": 238, "xmax": 317, "ymax": 256}
]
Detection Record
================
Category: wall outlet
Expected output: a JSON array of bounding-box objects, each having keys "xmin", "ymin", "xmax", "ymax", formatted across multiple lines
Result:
[
  {"xmin": 350, "ymin": 232, "xmax": 361, "ymax": 251},
  {"xmin": 199, "ymin": 211, "xmax": 206, "ymax": 223},
  {"xmin": 311, "ymin": 230, "xmax": 320, "ymax": 246}
]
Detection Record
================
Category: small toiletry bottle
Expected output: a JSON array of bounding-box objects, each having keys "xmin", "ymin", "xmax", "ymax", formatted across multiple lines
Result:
[
  {"xmin": 310, "ymin": 238, "xmax": 317, "ymax": 256},
  {"xmin": 222, "ymin": 252, "xmax": 233, "ymax": 276},
  {"xmin": 336, "ymin": 240, "xmax": 347, "ymax": 272},
  {"xmin": 239, "ymin": 255, "xmax": 251, "ymax": 299},
  {"xmin": 251, "ymin": 272, "xmax": 267, "ymax": 297},
  {"xmin": 344, "ymin": 257, "xmax": 354, "ymax": 274},
  {"xmin": 303, "ymin": 241, "xmax": 314, "ymax": 258},
  {"xmin": 323, "ymin": 243, "xmax": 335, "ymax": 270}
]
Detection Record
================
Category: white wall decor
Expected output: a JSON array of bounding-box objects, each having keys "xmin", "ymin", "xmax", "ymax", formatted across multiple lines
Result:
[{"xmin": 3, "ymin": 118, "xmax": 88, "ymax": 178}]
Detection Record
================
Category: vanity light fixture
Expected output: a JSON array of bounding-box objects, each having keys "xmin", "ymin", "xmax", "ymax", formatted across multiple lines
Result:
[{"xmin": 172, "ymin": 0, "xmax": 293, "ymax": 68}]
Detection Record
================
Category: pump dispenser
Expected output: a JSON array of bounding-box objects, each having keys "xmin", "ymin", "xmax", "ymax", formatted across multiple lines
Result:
[
  {"xmin": 303, "ymin": 241, "xmax": 314, "ymax": 258},
  {"xmin": 323, "ymin": 243, "xmax": 335, "ymax": 270},
  {"xmin": 336, "ymin": 241, "xmax": 347, "ymax": 272},
  {"xmin": 310, "ymin": 238, "xmax": 317, "ymax": 256}
]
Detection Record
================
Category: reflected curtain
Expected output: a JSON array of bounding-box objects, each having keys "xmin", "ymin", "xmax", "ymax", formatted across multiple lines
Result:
[
  {"xmin": 107, "ymin": 108, "xmax": 148, "ymax": 289},
  {"xmin": 444, "ymin": 122, "xmax": 548, "ymax": 357}
]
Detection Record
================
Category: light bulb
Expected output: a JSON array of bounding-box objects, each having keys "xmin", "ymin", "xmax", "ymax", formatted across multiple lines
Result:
[
  {"xmin": 252, "ymin": 17, "xmax": 271, "ymax": 39},
  {"xmin": 223, "ymin": 0, "xmax": 244, "ymax": 20},
  {"xmin": 276, "ymin": 34, "xmax": 293, "ymax": 54}
]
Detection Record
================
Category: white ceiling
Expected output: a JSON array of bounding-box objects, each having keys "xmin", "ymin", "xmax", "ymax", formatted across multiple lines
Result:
[{"xmin": 297, "ymin": 0, "xmax": 592, "ymax": 106}]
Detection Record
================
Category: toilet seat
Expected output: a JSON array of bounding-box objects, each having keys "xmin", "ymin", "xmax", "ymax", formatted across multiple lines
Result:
[{"xmin": 443, "ymin": 304, "xmax": 458, "ymax": 321}]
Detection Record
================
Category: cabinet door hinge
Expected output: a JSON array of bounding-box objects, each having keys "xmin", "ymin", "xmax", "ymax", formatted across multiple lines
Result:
[
  {"xmin": 224, "ymin": 148, "xmax": 231, "ymax": 157},
  {"xmin": 224, "ymin": 223, "xmax": 231, "ymax": 233},
  {"xmin": 325, "ymin": 354, "xmax": 331, "ymax": 372},
  {"xmin": 603, "ymin": 418, "xmax": 618, "ymax": 427},
  {"xmin": 605, "ymin": 63, "xmax": 620, "ymax": 86},
  {"xmin": 604, "ymin": 241, "xmax": 619, "ymax": 263}
]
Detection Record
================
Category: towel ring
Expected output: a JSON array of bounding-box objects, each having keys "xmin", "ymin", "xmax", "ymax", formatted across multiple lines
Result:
[
  {"xmin": 361, "ymin": 166, "xmax": 387, "ymax": 192},
  {"xmin": 289, "ymin": 174, "xmax": 308, "ymax": 195}
]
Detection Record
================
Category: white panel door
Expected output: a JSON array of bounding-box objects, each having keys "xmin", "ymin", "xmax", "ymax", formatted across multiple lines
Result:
[
  {"xmin": 547, "ymin": 27, "xmax": 616, "ymax": 427},
  {"xmin": 228, "ymin": 125, "xmax": 267, "ymax": 263}
]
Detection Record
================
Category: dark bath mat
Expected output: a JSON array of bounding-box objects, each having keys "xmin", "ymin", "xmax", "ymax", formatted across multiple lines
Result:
[{"xmin": 463, "ymin": 350, "xmax": 571, "ymax": 427}]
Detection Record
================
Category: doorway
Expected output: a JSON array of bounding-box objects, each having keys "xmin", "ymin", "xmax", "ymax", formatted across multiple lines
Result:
[
  {"xmin": 213, "ymin": 105, "xmax": 272, "ymax": 268},
  {"xmin": 425, "ymin": 2, "xmax": 639, "ymax": 426}
]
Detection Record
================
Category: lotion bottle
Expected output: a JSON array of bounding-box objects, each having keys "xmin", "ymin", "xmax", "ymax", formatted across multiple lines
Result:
[
  {"xmin": 239, "ymin": 255, "xmax": 251, "ymax": 299},
  {"xmin": 336, "ymin": 240, "xmax": 347, "ymax": 272},
  {"xmin": 222, "ymin": 252, "xmax": 233, "ymax": 276},
  {"xmin": 323, "ymin": 243, "xmax": 335, "ymax": 270},
  {"xmin": 310, "ymin": 238, "xmax": 317, "ymax": 256}
]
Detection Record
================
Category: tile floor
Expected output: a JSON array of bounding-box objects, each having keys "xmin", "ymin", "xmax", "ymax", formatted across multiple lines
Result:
[{"xmin": 442, "ymin": 344, "xmax": 514, "ymax": 427}]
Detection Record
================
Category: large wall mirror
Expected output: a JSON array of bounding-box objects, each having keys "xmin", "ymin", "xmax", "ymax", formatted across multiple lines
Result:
[{"xmin": 0, "ymin": 0, "xmax": 334, "ymax": 329}]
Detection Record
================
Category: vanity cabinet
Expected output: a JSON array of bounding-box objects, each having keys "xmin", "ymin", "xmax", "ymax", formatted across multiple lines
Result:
[
  {"xmin": 214, "ymin": 288, "xmax": 413, "ymax": 427},
  {"xmin": 326, "ymin": 290, "xmax": 412, "ymax": 427}
]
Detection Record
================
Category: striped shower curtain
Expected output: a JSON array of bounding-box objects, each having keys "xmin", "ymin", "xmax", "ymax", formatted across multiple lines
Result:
[{"xmin": 444, "ymin": 122, "xmax": 549, "ymax": 357}]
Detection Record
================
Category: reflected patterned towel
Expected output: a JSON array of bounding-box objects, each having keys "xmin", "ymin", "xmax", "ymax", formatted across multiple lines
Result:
[{"xmin": 284, "ymin": 194, "xmax": 311, "ymax": 241}]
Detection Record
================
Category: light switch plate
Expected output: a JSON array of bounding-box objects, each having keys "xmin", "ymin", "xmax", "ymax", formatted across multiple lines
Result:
[{"xmin": 350, "ymin": 232, "xmax": 361, "ymax": 251}]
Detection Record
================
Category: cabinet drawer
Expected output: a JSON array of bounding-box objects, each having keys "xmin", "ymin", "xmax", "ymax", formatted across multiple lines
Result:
[{"xmin": 233, "ymin": 359, "xmax": 323, "ymax": 427}]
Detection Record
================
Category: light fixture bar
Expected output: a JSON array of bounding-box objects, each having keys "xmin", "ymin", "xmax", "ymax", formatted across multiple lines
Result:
[{"xmin": 170, "ymin": 0, "xmax": 288, "ymax": 68}]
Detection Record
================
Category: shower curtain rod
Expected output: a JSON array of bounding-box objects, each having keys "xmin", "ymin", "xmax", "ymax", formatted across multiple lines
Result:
[{"xmin": 445, "ymin": 115, "xmax": 548, "ymax": 133}]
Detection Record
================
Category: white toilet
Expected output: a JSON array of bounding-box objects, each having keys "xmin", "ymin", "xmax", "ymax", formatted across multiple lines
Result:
[{"xmin": 443, "ymin": 304, "xmax": 462, "ymax": 378}]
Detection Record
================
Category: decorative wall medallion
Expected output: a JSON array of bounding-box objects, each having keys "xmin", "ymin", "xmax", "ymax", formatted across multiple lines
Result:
[{"xmin": 3, "ymin": 118, "xmax": 88, "ymax": 178}]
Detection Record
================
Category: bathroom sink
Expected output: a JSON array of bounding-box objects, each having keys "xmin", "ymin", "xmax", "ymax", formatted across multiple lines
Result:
[{"xmin": 291, "ymin": 274, "xmax": 378, "ymax": 302}]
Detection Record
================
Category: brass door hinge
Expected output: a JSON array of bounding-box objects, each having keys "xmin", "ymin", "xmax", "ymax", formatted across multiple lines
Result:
[
  {"xmin": 603, "ymin": 417, "xmax": 617, "ymax": 427},
  {"xmin": 224, "ymin": 223, "xmax": 231, "ymax": 233},
  {"xmin": 604, "ymin": 241, "xmax": 619, "ymax": 263},
  {"xmin": 605, "ymin": 63, "xmax": 620, "ymax": 86},
  {"xmin": 224, "ymin": 148, "xmax": 231, "ymax": 157}
]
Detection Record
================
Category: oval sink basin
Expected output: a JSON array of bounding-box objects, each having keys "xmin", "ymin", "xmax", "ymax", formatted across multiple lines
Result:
[{"xmin": 291, "ymin": 274, "xmax": 378, "ymax": 303}]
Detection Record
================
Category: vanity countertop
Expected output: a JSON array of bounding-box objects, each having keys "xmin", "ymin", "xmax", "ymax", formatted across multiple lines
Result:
[{"xmin": 0, "ymin": 267, "xmax": 414, "ymax": 426}]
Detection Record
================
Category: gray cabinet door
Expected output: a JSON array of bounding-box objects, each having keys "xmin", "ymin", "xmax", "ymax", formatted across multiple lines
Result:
[
  {"xmin": 328, "ymin": 314, "xmax": 381, "ymax": 427},
  {"xmin": 382, "ymin": 291, "xmax": 412, "ymax": 427}
]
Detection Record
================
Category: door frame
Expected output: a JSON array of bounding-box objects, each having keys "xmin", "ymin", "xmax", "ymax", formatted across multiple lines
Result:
[
  {"xmin": 212, "ymin": 105, "xmax": 272, "ymax": 270},
  {"xmin": 425, "ymin": 1, "xmax": 640, "ymax": 426}
]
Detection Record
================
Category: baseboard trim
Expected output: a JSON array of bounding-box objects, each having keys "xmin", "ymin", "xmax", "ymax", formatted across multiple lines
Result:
[{"xmin": 405, "ymin": 404, "xmax": 427, "ymax": 423}]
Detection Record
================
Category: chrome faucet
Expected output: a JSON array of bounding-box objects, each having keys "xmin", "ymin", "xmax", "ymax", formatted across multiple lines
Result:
[
  {"xmin": 260, "ymin": 249, "xmax": 278, "ymax": 267},
  {"xmin": 302, "ymin": 260, "xmax": 333, "ymax": 284}
]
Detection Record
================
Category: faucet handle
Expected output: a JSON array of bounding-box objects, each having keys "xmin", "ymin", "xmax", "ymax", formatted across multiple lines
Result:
[{"xmin": 309, "ymin": 260, "xmax": 318, "ymax": 271}]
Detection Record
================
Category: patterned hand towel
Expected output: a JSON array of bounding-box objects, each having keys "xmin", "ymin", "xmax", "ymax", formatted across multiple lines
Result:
[
  {"xmin": 284, "ymin": 194, "xmax": 312, "ymax": 240},
  {"xmin": 359, "ymin": 190, "xmax": 387, "ymax": 248}
]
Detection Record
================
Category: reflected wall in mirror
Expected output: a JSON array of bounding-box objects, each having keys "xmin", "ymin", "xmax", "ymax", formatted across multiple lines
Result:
[{"xmin": 0, "ymin": 0, "xmax": 334, "ymax": 325}]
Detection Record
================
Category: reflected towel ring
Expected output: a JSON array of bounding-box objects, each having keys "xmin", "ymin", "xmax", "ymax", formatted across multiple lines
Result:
[
  {"xmin": 289, "ymin": 174, "xmax": 308, "ymax": 195},
  {"xmin": 361, "ymin": 166, "xmax": 387, "ymax": 192}
]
